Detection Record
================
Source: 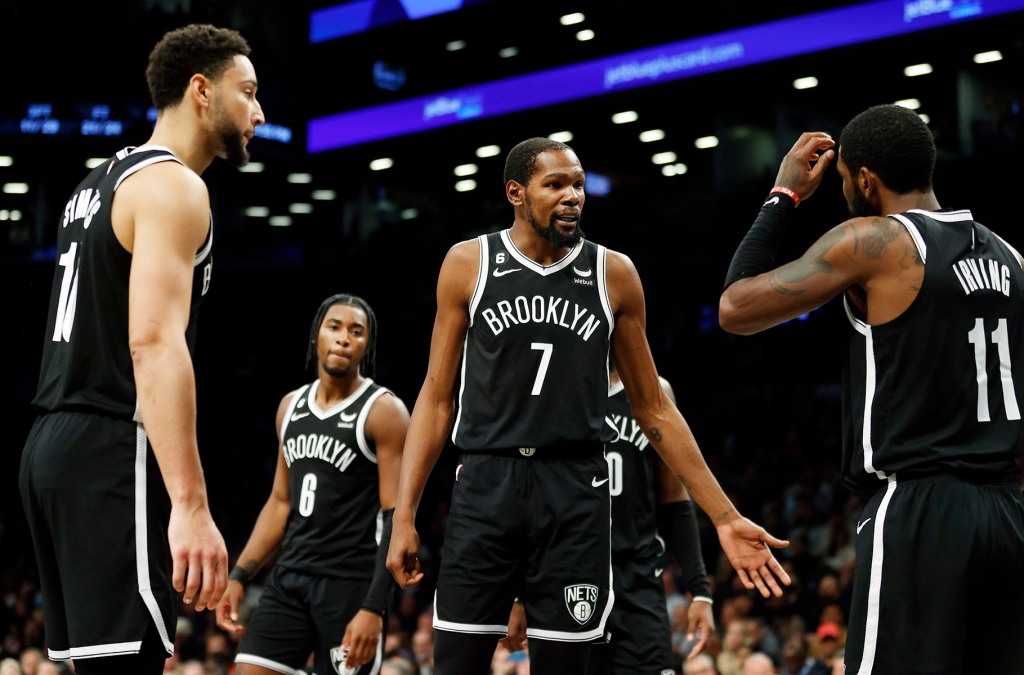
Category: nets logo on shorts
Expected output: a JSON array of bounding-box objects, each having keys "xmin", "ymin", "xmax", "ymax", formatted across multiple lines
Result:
[
  {"xmin": 329, "ymin": 646, "xmax": 357, "ymax": 675},
  {"xmin": 564, "ymin": 584, "xmax": 598, "ymax": 625}
]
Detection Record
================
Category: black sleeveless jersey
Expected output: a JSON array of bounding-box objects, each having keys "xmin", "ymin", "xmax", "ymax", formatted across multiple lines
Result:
[
  {"xmin": 32, "ymin": 145, "xmax": 213, "ymax": 422},
  {"xmin": 605, "ymin": 382, "xmax": 663, "ymax": 564},
  {"xmin": 842, "ymin": 209, "xmax": 1024, "ymax": 497},
  {"xmin": 275, "ymin": 378, "xmax": 393, "ymax": 578},
  {"xmin": 451, "ymin": 229, "xmax": 617, "ymax": 449}
]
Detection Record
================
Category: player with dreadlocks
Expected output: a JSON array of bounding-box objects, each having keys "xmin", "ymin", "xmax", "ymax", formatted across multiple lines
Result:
[{"xmin": 216, "ymin": 293, "xmax": 411, "ymax": 675}]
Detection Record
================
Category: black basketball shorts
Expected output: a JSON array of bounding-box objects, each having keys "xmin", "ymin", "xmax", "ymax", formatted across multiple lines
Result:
[
  {"xmin": 843, "ymin": 474, "xmax": 1024, "ymax": 675},
  {"xmin": 433, "ymin": 446, "xmax": 613, "ymax": 642},
  {"xmin": 235, "ymin": 567, "xmax": 384, "ymax": 675},
  {"xmin": 18, "ymin": 411, "xmax": 176, "ymax": 660},
  {"xmin": 587, "ymin": 556, "xmax": 675, "ymax": 675}
]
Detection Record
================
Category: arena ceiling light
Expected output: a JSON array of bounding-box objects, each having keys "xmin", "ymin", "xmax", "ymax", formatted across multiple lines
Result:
[
  {"xmin": 455, "ymin": 179, "xmax": 477, "ymax": 192},
  {"xmin": 454, "ymin": 163, "xmax": 478, "ymax": 176},
  {"xmin": 904, "ymin": 63, "xmax": 933, "ymax": 77},
  {"xmin": 446, "ymin": 40, "xmax": 466, "ymax": 52},
  {"xmin": 85, "ymin": 158, "xmax": 106, "ymax": 169},
  {"xmin": 0, "ymin": 156, "xmax": 12, "ymax": 167},
  {"xmin": 639, "ymin": 129, "xmax": 665, "ymax": 143},
  {"xmin": 695, "ymin": 136, "xmax": 719, "ymax": 149},
  {"xmin": 611, "ymin": 111, "xmax": 638, "ymax": 124},
  {"xmin": 651, "ymin": 151, "xmax": 677, "ymax": 165},
  {"xmin": 974, "ymin": 50, "xmax": 1003, "ymax": 63},
  {"xmin": 549, "ymin": 131, "xmax": 573, "ymax": 143},
  {"xmin": 240, "ymin": 162, "xmax": 265, "ymax": 173},
  {"xmin": 662, "ymin": 163, "xmax": 688, "ymax": 176},
  {"xmin": 269, "ymin": 216, "xmax": 293, "ymax": 227},
  {"xmin": 289, "ymin": 203, "xmax": 313, "ymax": 214},
  {"xmin": 793, "ymin": 76, "xmax": 818, "ymax": 90},
  {"xmin": 286, "ymin": 172, "xmax": 313, "ymax": 183},
  {"xmin": 3, "ymin": 182, "xmax": 28, "ymax": 194},
  {"xmin": 894, "ymin": 98, "xmax": 921, "ymax": 110},
  {"xmin": 244, "ymin": 206, "xmax": 269, "ymax": 218},
  {"xmin": 312, "ymin": 190, "xmax": 337, "ymax": 201},
  {"xmin": 576, "ymin": 29, "xmax": 595, "ymax": 41},
  {"xmin": 476, "ymin": 145, "xmax": 501, "ymax": 158},
  {"xmin": 499, "ymin": 47, "xmax": 518, "ymax": 58},
  {"xmin": 369, "ymin": 158, "xmax": 393, "ymax": 171},
  {"xmin": 560, "ymin": 12, "xmax": 585, "ymax": 25}
]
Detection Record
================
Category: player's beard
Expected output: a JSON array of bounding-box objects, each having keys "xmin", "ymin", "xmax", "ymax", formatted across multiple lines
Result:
[
  {"xmin": 211, "ymin": 104, "xmax": 250, "ymax": 168},
  {"xmin": 529, "ymin": 212, "xmax": 583, "ymax": 248},
  {"xmin": 848, "ymin": 182, "xmax": 878, "ymax": 218}
]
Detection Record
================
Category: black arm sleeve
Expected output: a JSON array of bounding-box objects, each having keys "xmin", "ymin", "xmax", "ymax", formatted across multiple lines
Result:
[
  {"xmin": 361, "ymin": 507, "xmax": 396, "ymax": 616},
  {"xmin": 722, "ymin": 190, "xmax": 797, "ymax": 291},
  {"xmin": 657, "ymin": 500, "xmax": 712, "ymax": 600}
]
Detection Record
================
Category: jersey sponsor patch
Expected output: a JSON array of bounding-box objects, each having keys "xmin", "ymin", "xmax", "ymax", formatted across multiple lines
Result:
[{"xmin": 564, "ymin": 584, "xmax": 598, "ymax": 625}]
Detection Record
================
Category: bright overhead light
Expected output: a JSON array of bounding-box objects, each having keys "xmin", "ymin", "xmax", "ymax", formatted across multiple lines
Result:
[
  {"xmin": 611, "ymin": 111, "xmax": 638, "ymax": 124},
  {"xmin": 3, "ymin": 182, "xmax": 28, "ymax": 194},
  {"xmin": 455, "ymin": 179, "xmax": 477, "ymax": 192},
  {"xmin": 639, "ymin": 129, "xmax": 665, "ymax": 143},
  {"xmin": 244, "ymin": 206, "xmax": 269, "ymax": 218},
  {"xmin": 312, "ymin": 189, "xmax": 336, "ymax": 201},
  {"xmin": 400, "ymin": 208, "xmax": 419, "ymax": 220},
  {"xmin": 476, "ymin": 145, "xmax": 501, "ymax": 158},
  {"xmin": 549, "ymin": 131, "xmax": 573, "ymax": 143},
  {"xmin": 240, "ymin": 162, "xmax": 264, "ymax": 173},
  {"xmin": 369, "ymin": 158, "xmax": 393, "ymax": 171},
  {"xmin": 695, "ymin": 136, "xmax": 719, "ymax": 149},
  {"xmin": 576, "ymin": 29, "xmax": 595, "ymax": 41},
  {"xmin": 289, "ymin": 203, "xmax": 313, "ymax": 214},
  {"xmin": 560, "ymin": 12, "xmax": 585, "ymax": 25},
  {"xmin": 85, "ymin": 158, "xmax": 107, "ymax": 169},
  {"xmin": 904, "ymin": 63, "xmax": 933, "ymax": 77},
  {"xmin": 286, "ymin": 172, "xmax": 312, "ymax": 183},
  {"xmin": 662, "ymin": 163, "xmax": 689, "ymax": 177},
  {"xmin": 918, "ymin": 113, "xmax": 931, "ymax": 124},
  {"xmin": 9, "ymin": 209, "xmax": 22, "ymax": 221},
  {"xmin": 974, "ymin": 50, "xmax": 1003, "ymax": 64},
  {"xmin": 0, "ymin": 156, "xmax": 12, "ymax": 167},
  {"xmin": 269, "ymin": 216, "xmax": 292, "ymax": 227},
  {"xmin": 651, "ymin": 152, "xmax": 677, "ymax": 165},
  {"xmin": 793, "ymin": 76, "xmax": 818, "ymax": 90},
  {"xmin": 446, "ymin": 40, "xmax": 466, "ymax": 52},
  {"xmin": 454, "ymin": 163, "xmax": 478, "ymax": 176},
  {"xmin": 894, "ymin": 98, "xmax": 921, "ymax": 110},
  {"xmin": 499, "ymin": 47, "xmax": 518, "ymax": 58}
]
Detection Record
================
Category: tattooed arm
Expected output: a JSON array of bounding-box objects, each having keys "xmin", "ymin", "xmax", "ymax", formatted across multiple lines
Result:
[
  {"xmin": 720, "ymin": 215, "xmax": 922, "ymax": 334},
  {"xmin": 608, "ymin": 250, "xmax": 791, "ymax": 598}
]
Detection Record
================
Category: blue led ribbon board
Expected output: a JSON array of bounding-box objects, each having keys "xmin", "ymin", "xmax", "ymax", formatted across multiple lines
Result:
[{"xmin": 308, "ymin": 0, "xmax": 1024, "ymax": 153}]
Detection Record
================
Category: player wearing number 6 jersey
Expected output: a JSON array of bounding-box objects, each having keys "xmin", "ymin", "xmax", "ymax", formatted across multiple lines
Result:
[
  {"xmin": 387, "ymin": 137, "xmax": 790, "ymax": 675},
  {"xmin": 216, "ymin": 294, "xmax": 410, "ymax": 675},
  {"xmin": 720, "ymin": 104, "xmax": 1024, "ymax": 675}
]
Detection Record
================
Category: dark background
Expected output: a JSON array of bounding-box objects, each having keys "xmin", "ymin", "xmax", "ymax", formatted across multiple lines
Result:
[{"xmin": 0, "ymin": 0, "xmax": 1022, "ymax": 663}]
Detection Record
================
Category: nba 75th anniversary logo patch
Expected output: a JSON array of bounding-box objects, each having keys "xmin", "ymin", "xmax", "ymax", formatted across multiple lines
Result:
[{"xmin": 564, "ymin": 584, "xmax": 598, "ymax": 624}]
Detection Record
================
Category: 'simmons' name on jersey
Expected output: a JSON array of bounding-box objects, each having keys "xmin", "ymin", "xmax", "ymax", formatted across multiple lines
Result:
[
  {"xmin": 481, "ymin": 295, "xmax": 602, "ymax": 340},
  {"xmin": 952, "ymin": 257, "xmax": 1013, "ymax": 297},
  {"xmin": 62, "ymin": 187, "xmax": 102, "ymax": 230},
  {"xmin": 283, "ymin": 433, "xmax": 357, "ymax": 473}
]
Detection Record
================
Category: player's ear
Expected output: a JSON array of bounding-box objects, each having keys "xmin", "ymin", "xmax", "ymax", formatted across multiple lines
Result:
[{"xmin": 506, "ymin": 180, "xmax": 524, "ymax": 206}]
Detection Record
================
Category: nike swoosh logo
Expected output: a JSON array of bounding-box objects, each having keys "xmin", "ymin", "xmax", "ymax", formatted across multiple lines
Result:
[
  {"xmin": 653, "ymin": 567, "xmax": 664, "ymax": 578},
  {"xmin": 493, "ymin": 268, "xmax": 522, "ymax": 277},
  {"xmin": 340, "ymin": 411, "xmax": 358, "ymax": 422},
  {"xmin": 573, "ymin": 266, "xmax": 592, "ymax": 277},
  {"xmin": 592, "ymin": 477, "xmax": 609, "ymax": 487},
  {"xmin": 290, "ymin": 411, "xmax": 310, "ymax": 421},
  {"xmin": 763, "ymin": 196, "xmax": 780, "ymax": 207},
  {"xmin": 857, "ymin": 517, "xmax": 872, "ymax": 534}
]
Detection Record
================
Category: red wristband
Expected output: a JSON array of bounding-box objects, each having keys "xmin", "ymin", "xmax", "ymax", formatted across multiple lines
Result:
[{"xmin": 769, "ymin": 186, "xmax": 800, "ymax": 207}]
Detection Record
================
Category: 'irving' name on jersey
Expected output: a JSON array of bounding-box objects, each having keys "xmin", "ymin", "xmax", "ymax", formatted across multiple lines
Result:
[
  {"xmin": 480, "ymin": 294, "xmax": 602, "ymax": 340},
  {"xmin": 953, "ymin": 257, "xmax": 1013, "ymax": 297},
  {"xmin": 283, "ymin": 433, "xmax": 358, "ymax": 473}
]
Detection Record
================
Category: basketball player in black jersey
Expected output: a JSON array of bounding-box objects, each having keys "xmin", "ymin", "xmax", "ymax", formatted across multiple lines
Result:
[
  {"xmin": 216, "ymin": 294, "xmax": 410, "ymax": 675},
  {"xmin": 18, "ymin": 24, "xmax": 264, "ymax": 675},
  {"xmin": 504, "ymin": 360, "xmax": 717, "ymax": 674},
  {"xmin": 720, "ymin": 104, "xmax": 1024, "ymax": 674},
  {"xmin": 387, "ymin": 137, "xmax": 790, "ymax": 675}
]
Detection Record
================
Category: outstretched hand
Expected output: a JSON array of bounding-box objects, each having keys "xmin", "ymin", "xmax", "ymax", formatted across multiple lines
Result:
[
  {"xmin": 715, "ymin": 516, "xmax": 791, "ymax": 598},
  {"xmin": 775, "ymin": 131, "xmax": 836, "ymax": 203}
]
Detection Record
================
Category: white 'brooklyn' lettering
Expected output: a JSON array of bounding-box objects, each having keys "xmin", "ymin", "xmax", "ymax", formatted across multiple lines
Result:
[
  {"xmin": 951, "ymin": 257, "xmax": 1012, "ymax": 297},
  {"xmin": 610, "ymin": 414, "xmax": 649, "ymax": 450},
  {"xmin": 480, "ymin": 295, "xmax": 602, "ymax": 340},
  {"xmin": 283, "ymin": 433, "xmax": 357, "ymax": 473}
]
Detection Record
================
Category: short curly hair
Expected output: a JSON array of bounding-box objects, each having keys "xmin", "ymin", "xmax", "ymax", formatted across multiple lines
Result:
[
  {"xmin": 146, "ymin": 23, "xmax": 252, "ymax": 110},
  {"xmin": 839, "ymin": 104, "xmax": 935, "ymax": 194},
  {"xmin": 503, "ymin": 137, "xmax": 575, "ymax": 186}
]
